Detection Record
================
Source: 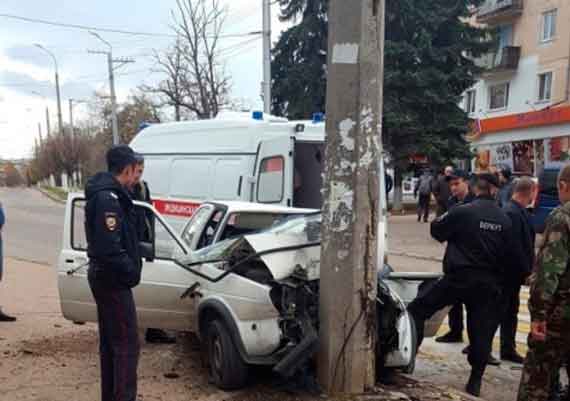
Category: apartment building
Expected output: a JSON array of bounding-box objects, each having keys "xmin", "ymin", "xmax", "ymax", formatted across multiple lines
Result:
[{"xmin": 466, "ymin": 0, "xmax": 570, "ymax": 176}]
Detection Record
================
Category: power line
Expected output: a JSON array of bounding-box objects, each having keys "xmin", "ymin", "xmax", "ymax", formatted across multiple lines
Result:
[{"xmin": 0, "ymin": 13, "xmax": 262, "ymax": 39}]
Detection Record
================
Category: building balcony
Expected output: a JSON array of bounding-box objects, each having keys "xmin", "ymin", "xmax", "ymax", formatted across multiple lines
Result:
[
  {"xmin": 474, "ymin": 46, "xmax": 521, "ymax": 74},
  {"xmin": 477, "ymin": 0, "xmax": 523, "ymax": 25}
]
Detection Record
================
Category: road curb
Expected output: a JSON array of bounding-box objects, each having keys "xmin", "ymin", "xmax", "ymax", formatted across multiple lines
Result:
[
  {"xmin": 389, "ymin": 251, "xmax": 443, "ymax": 263},
  {"xmin": 36, "ymin": 187, "xmax": 67, "ymax": 205}
]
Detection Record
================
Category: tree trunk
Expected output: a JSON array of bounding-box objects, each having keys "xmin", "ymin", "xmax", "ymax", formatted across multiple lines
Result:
[{"xmin": 175, "ymin": 104, "xmax": 181, "ymax": 121}]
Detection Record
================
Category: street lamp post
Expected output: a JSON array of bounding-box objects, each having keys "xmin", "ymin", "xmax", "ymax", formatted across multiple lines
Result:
[{"xmin": 34, "ymin": 44, "xmax": 64, "ymax": 137}]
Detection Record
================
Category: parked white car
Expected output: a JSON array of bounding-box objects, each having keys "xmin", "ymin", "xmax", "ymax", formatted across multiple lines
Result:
[{"xmin": 58, "ymin": 196, "xmax": 445, "ymax": 390}]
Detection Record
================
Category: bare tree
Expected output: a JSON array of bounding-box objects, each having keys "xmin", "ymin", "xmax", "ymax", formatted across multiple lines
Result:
[
  {"xmin": 168, "ymin": 0, "xmax": 230, "ymax": 119},
  {"xmin": 145, "ymin": 40, "xmax": 187, "ymax": 121}
]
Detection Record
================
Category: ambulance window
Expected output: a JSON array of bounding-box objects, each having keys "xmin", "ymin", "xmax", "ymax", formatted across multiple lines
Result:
[{"xmin": 257, "ymin": 156, "xmax": 284, "ymax": 203}]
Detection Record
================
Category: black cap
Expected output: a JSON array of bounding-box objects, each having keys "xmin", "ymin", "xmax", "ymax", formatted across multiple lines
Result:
[
  {"xmin": 476, "ymin": 172, "xmax": 500, "ymax": 188},
  {"xmin": 106, "ymin": 145, "xmax": 138, "ymax": 174},
  {"xmin": 446, "ymin": 169, "xmax": 469, "ymax": 181},
  {"xmin": 134, "ymin": 152, "xmax": 145, "ymax": 163}
]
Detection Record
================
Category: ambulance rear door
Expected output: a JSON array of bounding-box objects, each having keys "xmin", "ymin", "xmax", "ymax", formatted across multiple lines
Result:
[{"xmin": 254, "ymin": 136, "xmax": 295, "ymax": 207}]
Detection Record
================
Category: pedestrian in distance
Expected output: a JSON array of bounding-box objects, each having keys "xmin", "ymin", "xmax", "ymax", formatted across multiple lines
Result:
[
  {"xmin": 517, "ymin": 164, "xmax": 570, "ymax": 401},
  {"xmin": 414, "ymin": 169, "xmax": 433, "ymax": 223},
  {"xmin": 409, "ymin": 173, "xmax": 512, "ymax": 397},
  {"xmin": 130, "ymin": 154, "xmax": 176, "ymax": 345},
  {"xmin": 500, "ymin": 177, "xmax": 536, "ymax": 364},
  {"xmin": 85, "ymin": 145, "xmax": 143, "ymax": 401},
  {"xmin": 431, "ymin": 165, "xmax": 454, "ymax": 217},
  {"xmin": 434, "ymin": 169, "xmax": 474, "ymax": 345},
  {"xmin": 497, "ymin": 165, "xmax": 515, "ymax": 208},
  {"xmin": 0, "ymin": 200, "xmax": 16, "ymax": 322}
]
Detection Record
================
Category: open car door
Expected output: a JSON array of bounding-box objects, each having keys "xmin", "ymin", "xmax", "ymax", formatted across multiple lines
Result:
[
  {"xmin": 57, "ymin": 194, "xmax": 198, "ymax": 331},
  {"xmin": 255, "ymin": 136, "xmax": 295, "ymax": 207}
]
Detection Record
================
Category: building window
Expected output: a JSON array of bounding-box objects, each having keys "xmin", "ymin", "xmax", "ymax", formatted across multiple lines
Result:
[
  {"xmin": 538, "ymin": 72, "xmax": 553, "ymax": 102},
  {"xmin": 489, "ymin": 83, "xmax": 510, "ymax": 110},
  {"xmin": 465, "ymin": 90, "xmax": 477, "ymax": 114},
  {"xmin": 541, "ymin": 10, "xmax": 557, "ymax": 42}
]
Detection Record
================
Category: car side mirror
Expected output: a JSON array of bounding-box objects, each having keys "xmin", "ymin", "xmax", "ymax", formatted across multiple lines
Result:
[{"xmin": 140, "ymin": 241, "xmax": 155, "ymax": 262}]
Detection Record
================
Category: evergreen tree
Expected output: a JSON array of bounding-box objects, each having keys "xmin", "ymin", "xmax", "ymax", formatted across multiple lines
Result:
[
  {"xmin": 271, "ymin": 0, "xmax": 328, "ymax": 119},
  {"xmin": 383, "ymin": 0, "xmax": 489, "ymax": 209},
  {"xmin": 272, "ymin": 0, "xmax": 490, "ymax": 208}
]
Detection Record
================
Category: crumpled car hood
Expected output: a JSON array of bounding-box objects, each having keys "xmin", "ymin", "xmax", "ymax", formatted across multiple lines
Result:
[
  {"xmin": 241, "ymin": 232, "xmax": 321, "ymax": 281},
  {"xmin": 175, "ymin": 231, "xmax": 320, "ymax": 281}
]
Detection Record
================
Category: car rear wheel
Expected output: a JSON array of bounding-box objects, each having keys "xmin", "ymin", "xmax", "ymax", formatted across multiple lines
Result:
[{"xmin": 206, "ymin": 319, "xmax": 249, "ymax": 390}]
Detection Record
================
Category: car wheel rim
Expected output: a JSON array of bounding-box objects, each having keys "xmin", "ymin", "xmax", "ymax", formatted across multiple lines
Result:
[{"xmin": 210, "ymin": 333, "xmax": 223, "ymax": 380}]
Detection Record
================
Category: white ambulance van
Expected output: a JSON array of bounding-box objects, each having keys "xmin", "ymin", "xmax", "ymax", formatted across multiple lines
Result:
[{"xmin": 130, "ymin": 111, "xmax": 388, "ymax": 238}]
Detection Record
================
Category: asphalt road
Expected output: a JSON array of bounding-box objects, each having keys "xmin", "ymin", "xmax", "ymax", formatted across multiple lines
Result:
[{"xmin": 0, "ymin": 187, "xmax": 65, "ymax": 266}]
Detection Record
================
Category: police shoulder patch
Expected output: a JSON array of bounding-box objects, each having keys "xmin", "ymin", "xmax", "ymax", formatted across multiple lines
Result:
[{"xmin": 105, "ymin": 212, "xmax": 118, "ymax": 232}]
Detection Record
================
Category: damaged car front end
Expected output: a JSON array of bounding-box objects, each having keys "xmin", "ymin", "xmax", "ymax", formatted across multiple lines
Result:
[{"xmin": 175, "ymin": 213, "xmax": 444, "ymax": 389}]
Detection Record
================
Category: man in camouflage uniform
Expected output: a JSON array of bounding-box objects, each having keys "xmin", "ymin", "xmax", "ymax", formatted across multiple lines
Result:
[{"xmin": 518, "ymin": 164, "xmax": 570, "ymax": 401}]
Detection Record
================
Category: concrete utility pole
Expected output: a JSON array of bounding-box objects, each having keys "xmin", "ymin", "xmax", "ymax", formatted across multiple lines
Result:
[
  {"xmin": 69, "ymin": 99, "xmax": 74, "ymax": 136},
  {"xmin": 262, "ymin": 0, "xmax": 272, "ymax": 114},
  {"xmin": 89, "ymin": 32, "xmax": 134, "ymax": 145},
  {"xmin": 319, "ymin": 0, "xmax": 385, "ymax": 395},
  {"xmin": 34, "ymin": 45, "xmax": 64, "ymax": 136},
  {"xmin": 45, "ymin": 107, "xmax": 51, "ymax": 136}
]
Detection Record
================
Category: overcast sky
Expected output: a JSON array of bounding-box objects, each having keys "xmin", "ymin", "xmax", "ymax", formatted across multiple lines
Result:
[{"xmin": 0, "ymin": 0, "xmax": 286, "ymax": 159}]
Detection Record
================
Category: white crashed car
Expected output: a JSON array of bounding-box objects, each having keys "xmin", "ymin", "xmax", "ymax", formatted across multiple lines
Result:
[{"xmin": 58, "ymin": 197, "xmax": 445, "ymax": 390}]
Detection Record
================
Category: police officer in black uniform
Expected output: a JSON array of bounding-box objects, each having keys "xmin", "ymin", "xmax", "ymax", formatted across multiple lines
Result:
[
  {"xmin": 85, "ymin": 145, "xmax": 142, "ymax": 401},
  {"xmin": 435, "ymin": 169, "xmax": 475, "ymax": 343},
  {"xmin": 408, "ymin": 173, "xmax": 512, "ymax": 397}
]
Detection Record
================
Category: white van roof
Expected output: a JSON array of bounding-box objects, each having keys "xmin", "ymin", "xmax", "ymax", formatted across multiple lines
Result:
[{"xmin": 130, "ymin": 112, "xmax": 325, "ymax": 155}]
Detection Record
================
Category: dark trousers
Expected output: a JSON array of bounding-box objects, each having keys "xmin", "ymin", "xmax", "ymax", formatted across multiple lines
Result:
[
  {"xmin": 409, "ymin": 274, "xmax": 502, "ymax": 372},
  {"xmin": 417, "ymin": 194, "xmax": 430, "ymax": 222},
  {"xmin": 88, "ymin": 272, "xmax": 140, "ymax": 401},
  {"xmin": 500, "ymin": 284, "xmax": 521, "ymax": 355},
  {"xmin": 448, "ymin": 303, "xmax": 464, "ymax": 335},
  {"xmin": 436, "ymin": 201, "xmax": 448, "ymax": 218}
]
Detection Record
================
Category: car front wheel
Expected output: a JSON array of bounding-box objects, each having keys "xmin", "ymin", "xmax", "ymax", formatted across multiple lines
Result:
[{"xmin": 206, "ymin": 319, "xmax": 249, "ymax": 390}]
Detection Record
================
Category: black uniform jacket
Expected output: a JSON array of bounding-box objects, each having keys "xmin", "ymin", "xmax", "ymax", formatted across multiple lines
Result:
[
  {"xmin": 431, "ymin": 196, "xmax": 513, "ymax": 282},
  {"xmin": 85, "ymin": 172, "xmax": 142, "ymax": 289},
  {"xmin": 503, "ymin": 199, "xmax": 535, "ymax": 286},
  {"xmin": 447, "ymin": 192, "xmax": 475, "ymax": 210}
]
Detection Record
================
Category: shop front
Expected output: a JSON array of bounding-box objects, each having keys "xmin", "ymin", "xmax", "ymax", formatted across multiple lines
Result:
[{"xmin": 470, "ymin": 105, "xmax": 570, "ymax": 177}]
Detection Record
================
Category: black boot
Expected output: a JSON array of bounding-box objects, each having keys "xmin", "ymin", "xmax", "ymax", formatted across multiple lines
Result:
[
  {"xmin": 501, "ymin": 350, "xmax": 525, "ymax": 364},
  {"xmin": 0, "ymin": 310, "xmax": 16, "ymax": 322},
  {"xmin": 145, "ymin": 328, "xmax": 176, "ymax": 344},
  {"xmin": 465, "ymin": 367, "xmax": 484, "ymax": 397},
  {"xmin": 436, "ymin": 331, "xmax": 463, "ymax": 343}
]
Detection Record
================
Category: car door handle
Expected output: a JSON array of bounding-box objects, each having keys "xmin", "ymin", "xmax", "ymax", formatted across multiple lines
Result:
[{"xmin": 66, "ymin": 259, "xmax": 89, "ymax": 276}]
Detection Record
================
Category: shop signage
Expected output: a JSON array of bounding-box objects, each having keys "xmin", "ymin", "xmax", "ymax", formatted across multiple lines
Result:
[{"xmin": 479, "ymin": 105, "xmax": 570, "ymax": 134}]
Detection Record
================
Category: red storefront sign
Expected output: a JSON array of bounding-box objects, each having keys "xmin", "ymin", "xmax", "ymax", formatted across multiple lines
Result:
[{"xmin": 478, "ymin": 105, "xmax": 570, "ymax": 135}]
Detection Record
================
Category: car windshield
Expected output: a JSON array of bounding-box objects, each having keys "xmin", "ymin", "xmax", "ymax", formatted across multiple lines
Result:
[{"xmin": 265, "ymin": 212, "xmax": 322, "ymax": 241}]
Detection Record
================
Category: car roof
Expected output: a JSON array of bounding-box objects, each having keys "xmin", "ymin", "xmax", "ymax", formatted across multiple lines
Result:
[{"xmin": 205, "ymin": 200, "xmax": 318, "ymax": 214}]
